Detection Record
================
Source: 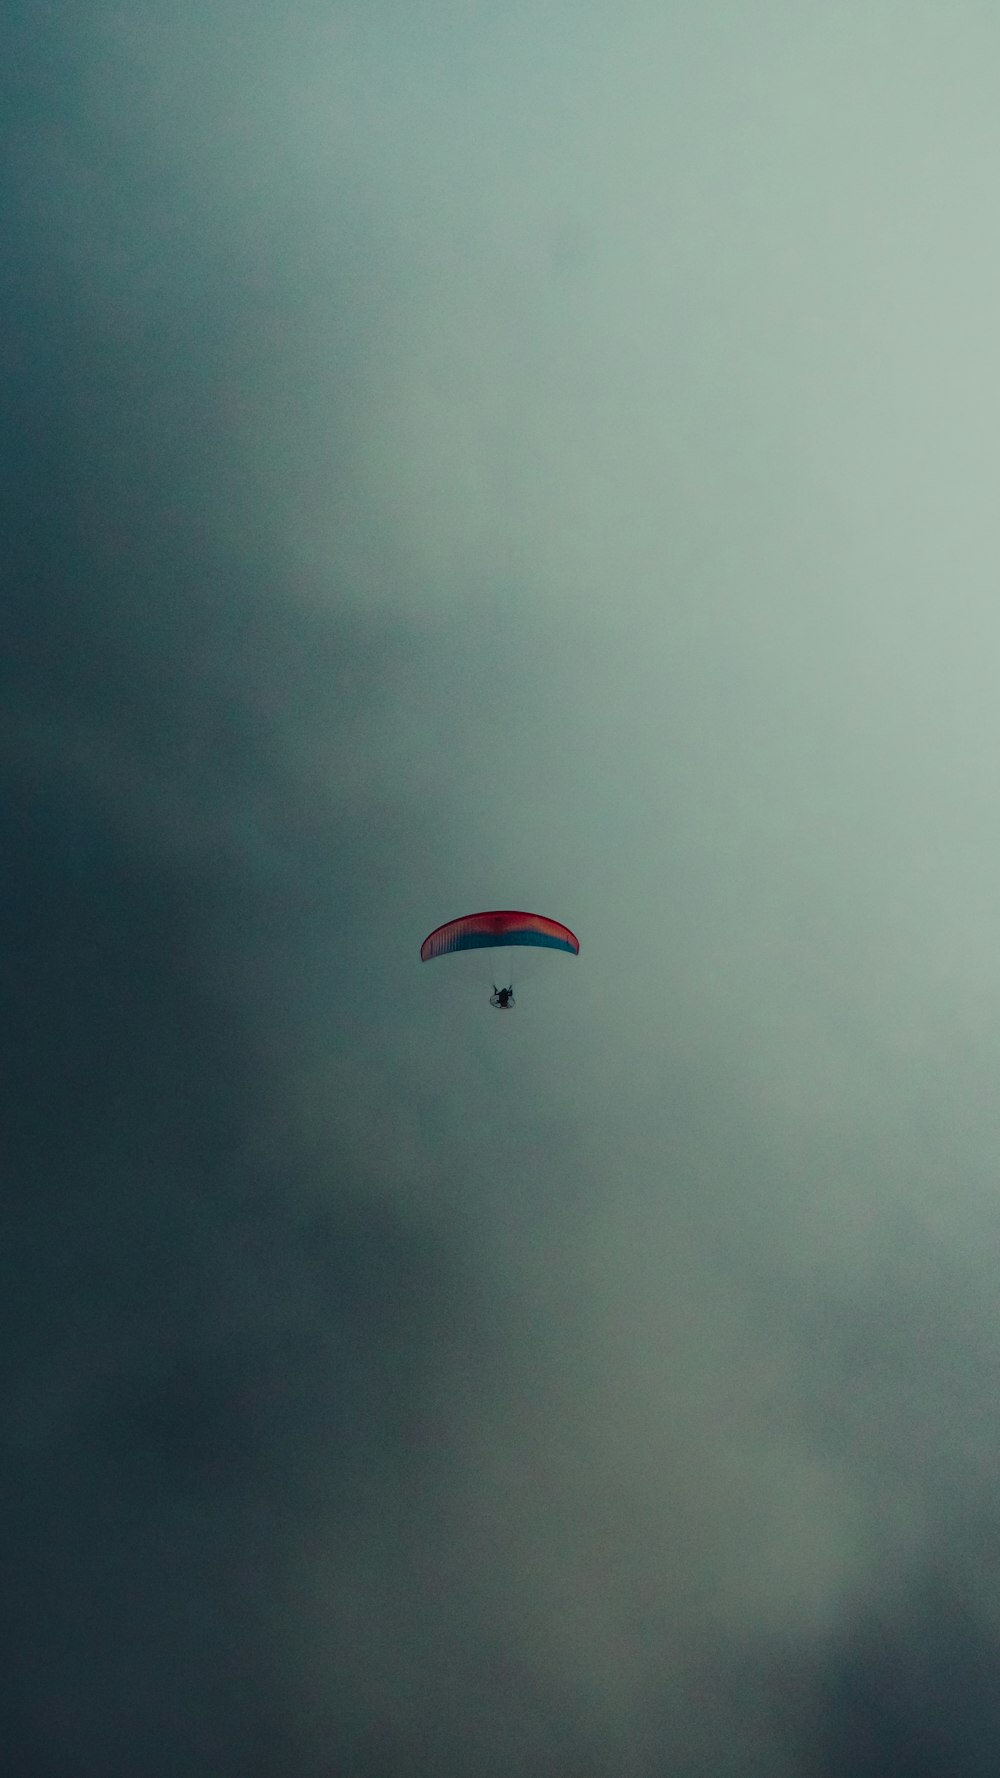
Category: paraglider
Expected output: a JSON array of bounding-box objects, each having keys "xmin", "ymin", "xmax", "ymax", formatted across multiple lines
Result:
[{"xmin": 420, "ymin": 909, "xmax": 579, "ymax": 1008}]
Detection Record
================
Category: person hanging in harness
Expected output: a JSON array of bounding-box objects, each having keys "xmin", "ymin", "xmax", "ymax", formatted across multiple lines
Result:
[{"xmin": 490, "ymin": 985, "xmax": 515, "ymax": 1009}]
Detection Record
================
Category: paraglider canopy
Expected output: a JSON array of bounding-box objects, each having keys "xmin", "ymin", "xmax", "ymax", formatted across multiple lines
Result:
[{"xmin": 420, "ymin": 909, "xmax": 580, "ymax": 961}]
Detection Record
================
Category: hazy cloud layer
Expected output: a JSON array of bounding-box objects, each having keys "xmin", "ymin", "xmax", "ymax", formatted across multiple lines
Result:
[{"xmin": 6, "ymin": 5, "xmax": 1000, "ymax": 1773}]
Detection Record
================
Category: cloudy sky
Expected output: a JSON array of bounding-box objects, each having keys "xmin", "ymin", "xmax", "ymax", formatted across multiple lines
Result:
[{"xmin": 6, "ymin": 3, "xmax": 1000, "ymax": 1772}]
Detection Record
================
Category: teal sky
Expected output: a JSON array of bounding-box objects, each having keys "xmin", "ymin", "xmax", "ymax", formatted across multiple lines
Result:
[{"xmin": 6, "ymin": 5, "xmax": 1000, "ymax": 1773}]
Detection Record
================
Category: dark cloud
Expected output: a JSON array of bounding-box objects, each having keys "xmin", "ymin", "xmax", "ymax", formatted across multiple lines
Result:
[
  {"xmin": 815, "ymin": 1564, "xmax": 1000, "ymax": 1778},
  {"xmin": 0, "ymin": 17, "xmax": 468, "ymax": 1771}
]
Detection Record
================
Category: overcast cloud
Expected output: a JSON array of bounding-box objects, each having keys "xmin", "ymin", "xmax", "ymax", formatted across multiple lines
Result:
[{"xmin": 6, "ymin": 4, "xmax": 1000, "ymax": 1773}]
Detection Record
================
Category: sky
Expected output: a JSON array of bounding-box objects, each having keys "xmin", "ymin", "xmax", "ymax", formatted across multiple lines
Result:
[{"xmin": 6, "ymin": 3, "xmax": 1000, "ymax": 1773}]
